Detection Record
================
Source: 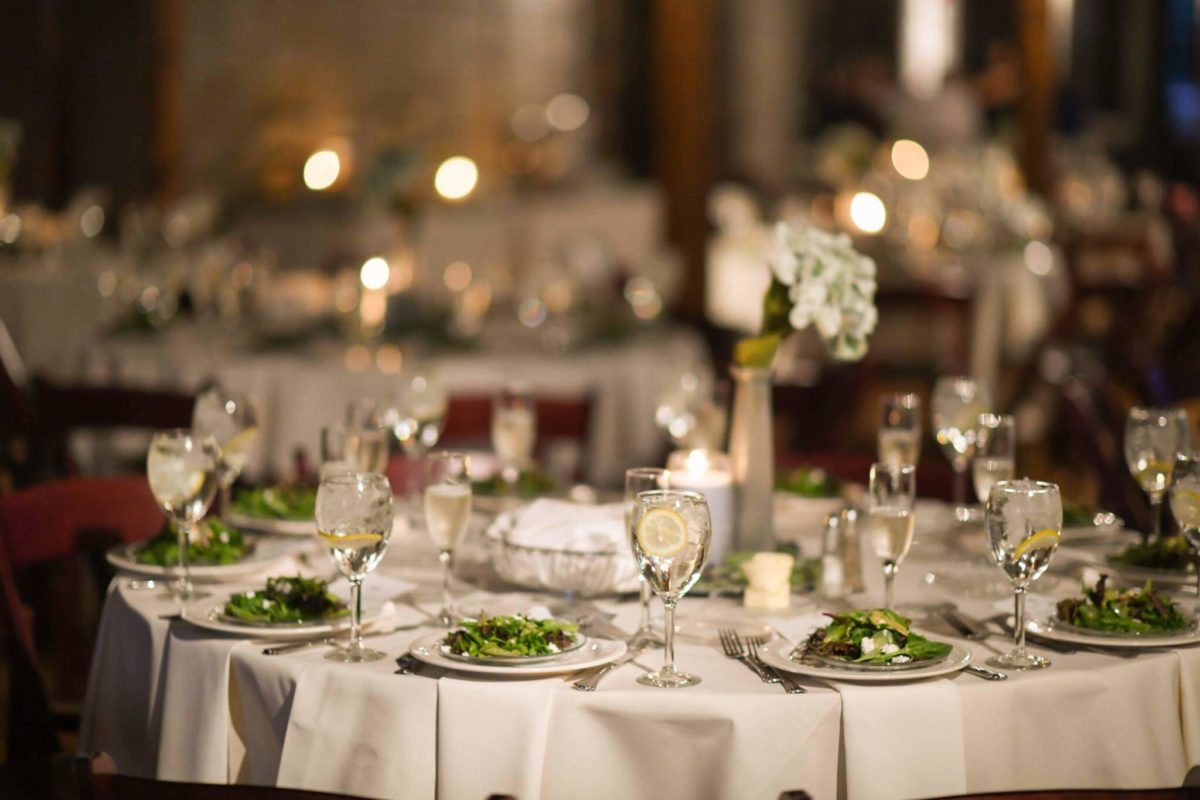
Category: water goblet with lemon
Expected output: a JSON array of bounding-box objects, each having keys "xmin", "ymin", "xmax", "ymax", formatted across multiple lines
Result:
[
  {"xmin": 315, "ymin": 471, "xmax": 394, "ymax": 662},
  {"xmin": 630, "ymin": 490, "xmax": 711, "ymax": 688},
  {"xmin": 1169, "ymin": 452, "xmax": 1200, "ymax": 612},
  {"xmin": 985, "ymin": 478, "xmax": 1062, "ymax": 670},
  {"xmin": 147, "ymin": 429, "xmax": 221, "ymax": 601}
]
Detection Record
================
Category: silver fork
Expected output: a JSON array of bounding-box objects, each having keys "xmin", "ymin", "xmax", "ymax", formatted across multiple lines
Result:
[
  {"xmin": 719, "ymin": 629, "xmax": 777, "ymax": 683},
  {"xmin": 746, "ymin": 637, "xmax": 806, "ymax": 694},
  {"xmin": 572, "ymin": 644, "xmax": 649, "ymax": 691}
]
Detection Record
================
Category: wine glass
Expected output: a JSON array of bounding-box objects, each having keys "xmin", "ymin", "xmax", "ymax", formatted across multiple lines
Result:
[
  {"xmin": 315, "ymin": 472, "xmax": 394, "ymax": 663},
  {"xmin": 932, "ymin": 376, "xmax": 991, "ymax": 517},
  {"xmin": 492, "ymin": 385, "xmax": 537, "ymax": 493},
  {"xmin": 985, "ymin": 478, "xmax": 1062, "ymax": 670},
  {"xmin": 146, "ymin": 429, "xmax": 221, "ymax": 600},
  {"xmin": 191, "ymin": 386, "xmax": 257, "ymax": 516},
  {"xmin": 424, "ymin": 451, "xmax": 472, "ymax": 627},
  {"xmin": 1125, "ymin": 407, "xmax": 1189, "ymax": 544},
  {"xmin": 394, "ymin": 370, "xmax": 448, "ymax": 459},
  {"xmin": 630, "ymin": 489, "xmax": 711, "ymax": 688},
  {"xmin": 973, "ymin": 413, "xmax": 1016, "ymax": 505},
  {"xmin": 625, "ymin": 467, "xmax": 670, "ymax": 648},
  {"xmin": 865, "ymin": 462, "xmax": 916, "ymax": 610},
  {"xmin": 1169, "ymin": 451, "xmax": 1200, "ymax": 612},
  {"xmin": 321, "ymin": 423, "xmax": 390, "ymax": 478},
  {"xmin": 878, "ymin": 392, "xmax": 921, "ymax": 468}
]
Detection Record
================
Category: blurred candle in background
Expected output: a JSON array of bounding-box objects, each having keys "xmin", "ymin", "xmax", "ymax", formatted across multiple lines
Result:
[{"xmin": 667, "ymin": 448, "xmax": 735, "ymax": 566}]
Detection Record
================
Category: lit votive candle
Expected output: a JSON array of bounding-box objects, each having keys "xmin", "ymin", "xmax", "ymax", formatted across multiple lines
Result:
[
  {"xmin": 667, "ymin": 448, "xmax": 735, "ymax": 566},
  {"xmin": 741, "ymin": 551, "xmax": 794, "ymax": 610}
]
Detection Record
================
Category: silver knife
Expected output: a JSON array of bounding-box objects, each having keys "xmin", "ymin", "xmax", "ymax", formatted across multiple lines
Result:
[
  {"xmin": 939, "ymin": 604, "xmax": 986, "ymax": 640},
  {"xmin": 262, "ymin": 624, "xmax": 419, "ymax": 655},
  {"xmin": 572, "ymin": 645, "xmax": 647, "ymax": 691},
  {"xmin": 964, "ymin": 664, "xmax": 1007, "ymax": 681}
]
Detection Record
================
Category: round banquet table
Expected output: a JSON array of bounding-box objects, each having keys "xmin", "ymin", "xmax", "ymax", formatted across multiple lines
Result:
[{"xmin": 79, "ymin": 507, "xmax": 1200, "ymax": 800}]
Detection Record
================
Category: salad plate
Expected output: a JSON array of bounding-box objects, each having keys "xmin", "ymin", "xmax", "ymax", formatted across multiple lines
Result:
[
  {"xmin": 436, "ymin": 614, "xmax": 588, "ymax": 666},
  {"xmin": 226, "ymin": 512, "xmax": 313, "ymax": 537},
  {"xmin": 408, "ymin": 631, "xmax": 627, "ymax": 676},
  {"xmin": 107, "ymin": 533, "xmax": 304, "ymax": 581},
  {"xmin": 758, "ymin": 639, "xmax": 971, "ymax": 683},
  {"xmin": 1027, "ymin": 578, "xmax": 1199, "ymax": 648},
  {"xmin": 228, "ymin": 485, "xmax": 318, "ymax": 536},
  {"xmin": 1026, "ymin": 617, "xmax": 1200, "ymax": 649}
]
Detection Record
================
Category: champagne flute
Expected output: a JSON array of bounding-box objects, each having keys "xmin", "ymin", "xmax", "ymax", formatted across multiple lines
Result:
[
  {"xmin": 424, "ymin": 451, "xmax": 472, "ymax": 626},
  {"xmin": 878, "ymin": 392, "xmax": 921, "ymax": 468},
  {"xmin": 865, "ymin": 462, "xmax": 916, "ymax": 610},
  {"xmin": 625, "ymin": 467, "xmax": 670, "ymax": 648},
  {"xmin": 973, "ymin": 413, "xmax": 1015, "ymax": 505},
  {"xmin": 1125, "ymin": 407, "xmax": 1189, "ymax": 544},
  {"xmin": 1169, "ymin": 451, "xmax": 1200, "ymax": 612},
  {"xmin": 315, "ymin": 472, "xmax": 393, "ymax": 663},
  {"xmin": 191, "ymin": 386, "xmax": 257, "ymax": 517},
  {"xmin": 146, "ymin": 429, "xmax": 221, "ymax": 600},
  {"xmin": 985, "ymin": 479, "xmax": 1062, "ymax": 670},
  {"xmin": 492, "ymin": 385, "xmax": 537, "ymax": 494},
  {"xmin": 932, "ymin": 376, "xmax": 991, "ymax": 518},
  {"xmin": 630, "ymin": 489, "xmax": 711, "ymax": 688},
  {"xmin": 321, "ymin": 423, "xmax": 390, "ymax": 478}
]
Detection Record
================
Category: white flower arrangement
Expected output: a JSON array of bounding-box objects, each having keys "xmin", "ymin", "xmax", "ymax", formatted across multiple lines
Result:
[{"xmin": 736, "ymin": 222, "xmax": 879, "ymax": 366}]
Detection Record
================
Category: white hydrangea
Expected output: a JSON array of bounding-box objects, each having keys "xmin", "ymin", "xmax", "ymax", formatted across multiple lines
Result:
[{"xmin": 768, "ymin": 222, "xmax": 878, "ymax": 361}]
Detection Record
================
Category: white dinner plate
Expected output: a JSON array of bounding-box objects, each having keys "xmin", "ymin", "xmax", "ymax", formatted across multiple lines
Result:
[
  {"xmin": 757, "ymin": 638, "xmax": 972, "ymax": 683},
  {"xmin": 106, "ymin": 535, "xmax": 305, "ymax": 581},
  {"xmin": 1026, "ymin": 616, "xmax": 1200, "ymax": 649},
  {"xmin": 226, "ymin": 512, "xmax": 314, "ymax": 537},
  {"xmin": 408, "ymin": 631, "xmax": 627, "ymax": 676},
  {"xmin": 1059, "ymin": 541, "xmax": 1194, "ymax": 586}
]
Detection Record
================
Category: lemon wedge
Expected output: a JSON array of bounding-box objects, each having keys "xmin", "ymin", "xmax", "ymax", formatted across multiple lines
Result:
[
  {"xmin": 222, "ymin": 426, "xmax": 260, "ymax": 456},
  {"xmin": 318, "ymin": 531, "xmax": 383, "ymax": 546},
  {"xmin": 1012, "ymin": 528, "xmax": 1060, "ymax": 560},
  {"xmin": 635, "ymin": 508, "xmax": 688, "ymax": 558}
]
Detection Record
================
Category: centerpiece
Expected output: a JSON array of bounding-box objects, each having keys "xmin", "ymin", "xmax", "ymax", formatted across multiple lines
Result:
[{"xmin": 729, "ymin": 222, "xmax": 878, "ymax": 549}]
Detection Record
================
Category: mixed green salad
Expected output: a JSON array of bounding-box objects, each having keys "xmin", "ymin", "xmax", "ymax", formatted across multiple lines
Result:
[
  {"xmin": 232, "ymin": 485, "xmax": 317, "ymax": 520},
  {"xmin": 802, "ymin": 609, "xmax": 953, "ymax": 666},
  {"xmin": 1056, "ymin": 576, "xmax": 1192, "ymax": 634},
  {"xmin": 135, "ymin": 520, "xmax": 248, "ymax": 566},
  {"xmin": 697, "ymin": 548, "xmax": 820, "ymax": 594},
  {"xmin": 1109, "ymin": 535, "xmax": 1194, "ymax": 572},
  {"xmin": 223, "ymin": 576, "xmax": 347, "ymax": 624},
  {"xmin": 472, "ymin": 470, "xmax": 557, "ymax": 497},
  {"xmin": 776, "ymin": 467, "xmax": 841, "ymax": 498},
  {"xmin": 443, "ymin": 614, "xmax": 579, "ymax": 658}
]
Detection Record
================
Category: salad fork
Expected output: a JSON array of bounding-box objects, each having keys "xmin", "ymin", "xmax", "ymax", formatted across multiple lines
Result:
[{"xmin": 719, "ymin": 629, "xmax": 777, "ymax": 683}]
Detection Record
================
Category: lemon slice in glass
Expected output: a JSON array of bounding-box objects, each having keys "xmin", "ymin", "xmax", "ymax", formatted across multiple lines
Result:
[
  {"xmin": 1012, "ymin": 528, "xmax": 1060, "ymax": 560},
  {"xmin": 222, "ymin": 426, "xmax": 260, "ymax": 456},
  {"xmin": 636, "ymin": 508, "xmax": 688, "ymax": 558}
]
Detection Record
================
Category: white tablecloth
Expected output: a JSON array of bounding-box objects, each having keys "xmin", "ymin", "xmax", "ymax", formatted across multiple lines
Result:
[
  {"xmin": 80, "ymin": 516, "xmax": 1200, "ymax": 800},
  {"xmin": 72, "ymin": 325, "xmax": 706, "ymax": 486}
]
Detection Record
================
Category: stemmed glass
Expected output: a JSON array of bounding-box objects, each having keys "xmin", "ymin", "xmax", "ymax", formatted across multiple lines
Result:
[
  {"xmin": 630, "ymin": 489, "xmax": 711, "ymax": 688},
  {"xmin": 973, "ymin": 413, "xmax": 1016, "ymax": 505},
  {"xmin": 424, "ymin": 451, "xmax": 472, "ymax": 626},
  {"xmin": 985, "ymin": 479, "xmax": 1062, "ymax": 670},
  {"xmin": 394, "ymin": 371, "xmax": 448, "ymax": 459},
  {"xmin": 146, "ymin": 429, "xmax": 221, "ymax": 600},
  {"xmin": 492, "ymin": 385, "xmax": 537, "ymax": 493},
  {"xmin": 315, "ymin": 472, "xmax": 393, "ymax": 663},
  {"xmin": 932, "ymin": 376, "xmax": 991, "ymax": 519},
  {"xmin": 191, "ymin": 386, "xmax": 257, "ymax": 518},
  {"xmin": 865, "ymin": 462, "xmax": 916, "ymax": 610},
  {"xmin": 1125, "ymin": 407, "xmax": 1189, "ymax": 544},
  {"xmin": 321, "ymin": 423, "xmax": 390, "ymax": 478},
  {"xmin": 878, "ymin": 393, "xmax": 921, "ymax": 468},
  {"xmin": 1169, "ymin": 452, "xmax": 1200, "ymax": 612},
  {"xmin": 625, "ymin": 467, "xmax": 670, "ymax": 648}
]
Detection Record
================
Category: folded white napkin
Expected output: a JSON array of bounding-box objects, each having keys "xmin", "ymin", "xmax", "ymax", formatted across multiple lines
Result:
[{"xmin": 500, "ymin": 499, "xmax": 628, "ymax": 553}]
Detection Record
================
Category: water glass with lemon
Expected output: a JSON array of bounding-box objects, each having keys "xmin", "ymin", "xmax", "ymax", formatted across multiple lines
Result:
[
  {"xmin": 424, "ymin": 451, "xmax": 472, "ymax": 627},
  {"xmin": 1125, "ymin": 407, "xmax": 1189, "ymax": 544},
  {"xmin": 192, "ymin": 386, "xmax": 258, "ymax": 517},
  {"xmin": 985, "ymin": 478, "xmax": 1062, "ymax": 670},
  {"xmin": 315, "ymin": 471, "xmax": 394, "ymax": 662},
  {"xmin": 147, "ymin": 429, "xmax": 221, "ymax": 600},
  {"xmin": 630, "ymin": 489, "xmax": 711, "ymax": 688},
  {"xmin": 1169, "ymin": 452, "xmax": 1200, "ymax": 612}
]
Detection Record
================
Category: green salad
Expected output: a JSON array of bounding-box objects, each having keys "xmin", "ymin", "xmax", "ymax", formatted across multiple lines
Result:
[
  {"xmin": 443, "ymin": 614, "xmax": 579, "ymax": 658},
  {"xmin": 135, "ymin": 520, "xmax": 248, "ymax": 566},
  {"xmin": 223, "ymin": 576, "xmax": 347, "ymax": 624},
  {"xmin": 472, "ymin": 470, "xmax": 557, "ymax": 497},
  {"xmin": 232, "ymin": 485, "xmax": 317, "ymax": 520},
  {"xmin": 776, "ymin": 466, "xmax": 840, "ymax": 498},
  {"xmin": 1057, "ymin": 576, "xmax": 1191, "ymax": 634},
  {"xmin": 1109, "ymin": 535, "xmax": 1194, "ymax": 572},
  {"xmin": 803, "ymin": 609, "xmax": 952, "ymax": 666},
  {"xmin": 697, "ymin": 548, "xmax": 820, "ymax": 594}
]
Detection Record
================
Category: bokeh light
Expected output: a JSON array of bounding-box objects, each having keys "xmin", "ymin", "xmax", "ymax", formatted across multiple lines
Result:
[
  {"xmin": 891, "ymin": 139, "xmax": 930, "ymax": 181},
  {"xmin": 360, "ymin": 257, "xmax": 391, "ymax": 290},
  {"xmin": 849, "ymin": 191, "xmax": 887, "ymax": 234},
  {"xmin": 434, "ymin": 156, "xmax": 479, "ymax": 201},
  {"xmin": 303, "ymin": 150, "xmax": 341, "ymax": 191}
]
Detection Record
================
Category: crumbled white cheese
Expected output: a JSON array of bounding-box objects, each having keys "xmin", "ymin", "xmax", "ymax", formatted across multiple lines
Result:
[
  {"xmin": 860, "ymin": 637, "xmax": 876, "ymax": 654},
  {"xmin": 881, "ymin": 643, "xmax": 899, "ymax": 655},
  {"xmin": 891, "ymin": 655, "xmax": 912, "ymax": 664},
  {"xmin": 548, "ymin": 643, "xmax": 560, "ymax": 653}
]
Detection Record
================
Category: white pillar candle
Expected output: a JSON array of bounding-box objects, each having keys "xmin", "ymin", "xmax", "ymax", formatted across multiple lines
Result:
[{"xmin": 667, "ymin": 449, "xmax": 736, "ymax": 566}]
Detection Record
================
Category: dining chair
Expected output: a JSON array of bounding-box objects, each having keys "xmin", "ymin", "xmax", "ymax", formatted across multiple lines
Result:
[{"xmin": 0, "ymin": 476, "xmax": 163, "ymax": 759}]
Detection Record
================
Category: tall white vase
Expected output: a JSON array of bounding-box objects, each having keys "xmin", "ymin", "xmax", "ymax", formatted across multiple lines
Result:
[{"xmin": 728, "ymin": 365, "xmax": 774, "ymax": 551}]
